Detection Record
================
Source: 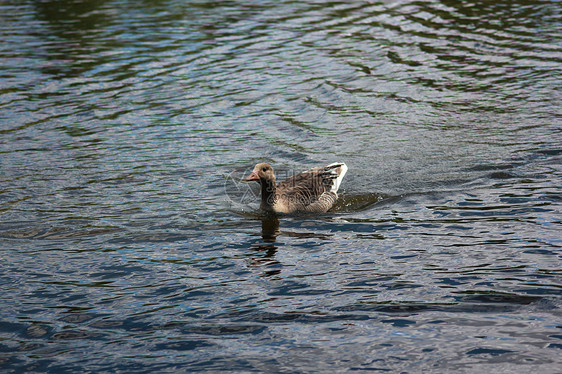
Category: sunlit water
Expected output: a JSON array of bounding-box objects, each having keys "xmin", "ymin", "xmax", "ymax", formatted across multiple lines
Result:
[{"xmin": 1, "ymin": 0, "xmax": 561, "ymax": 372}]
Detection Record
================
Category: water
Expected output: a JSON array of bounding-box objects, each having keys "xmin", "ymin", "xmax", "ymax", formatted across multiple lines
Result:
[{"xmin": 1, "ymin": 0, "xmax": 561, "ymax": 372}]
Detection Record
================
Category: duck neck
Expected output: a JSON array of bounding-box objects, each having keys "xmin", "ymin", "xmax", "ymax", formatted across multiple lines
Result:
[{"xmin": 260, "ymin": 177, "xmax": 277, "ymax": 211}]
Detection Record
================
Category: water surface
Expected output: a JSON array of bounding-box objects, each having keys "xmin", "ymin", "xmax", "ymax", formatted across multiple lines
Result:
[{"xmin": 1, "ymin": 0, "xmax": 561, "ymax": 372}]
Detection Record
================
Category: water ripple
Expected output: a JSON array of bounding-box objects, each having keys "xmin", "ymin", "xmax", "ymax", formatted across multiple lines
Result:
[{"xmin": 0, "ymin": 0, "xmax": 561, "ymax": 372}]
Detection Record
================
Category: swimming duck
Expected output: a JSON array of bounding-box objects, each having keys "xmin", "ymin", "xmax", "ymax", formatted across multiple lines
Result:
[{"xmin": 244, "ymin": 162, "xmax": 347, "ymax": 213}]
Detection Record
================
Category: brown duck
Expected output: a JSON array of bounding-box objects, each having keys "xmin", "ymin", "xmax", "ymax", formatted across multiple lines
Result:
[{"xmin": 245, "ymin": 162, "xmax": 348, "ymax": 213}]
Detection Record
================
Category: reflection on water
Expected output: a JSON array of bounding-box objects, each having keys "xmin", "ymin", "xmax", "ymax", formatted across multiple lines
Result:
[
  {"xmin": 260, "ymin": 216, "xmax": 280, "ymax": 243},
  {"xmin": 246, "ymin": 217, "xmax": 280, "ymax": 277},
  {"xmin": 0, "ymin": 0, "xmax": 561, "ymax": 372}
]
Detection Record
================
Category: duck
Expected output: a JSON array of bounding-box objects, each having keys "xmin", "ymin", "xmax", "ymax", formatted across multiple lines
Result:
[{"xmin": 244, "ymin": 162, "xmax": 348, "ymax": 213}]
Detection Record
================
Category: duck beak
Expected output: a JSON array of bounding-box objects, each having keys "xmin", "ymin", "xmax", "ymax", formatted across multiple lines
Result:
[{"xmin": 244, "ymin": 170, "xmax": 260, "ymax": 181}]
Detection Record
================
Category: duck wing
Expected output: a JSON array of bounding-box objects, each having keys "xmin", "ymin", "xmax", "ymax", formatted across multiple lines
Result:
[{"xmin": 275, "ymin": 163, "xmax": 347, "ymax": 213}]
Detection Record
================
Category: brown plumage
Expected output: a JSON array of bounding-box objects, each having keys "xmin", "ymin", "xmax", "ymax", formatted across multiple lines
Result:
[{"xmin": 245, "ymin": 162, "xmax": 348, "ymax": 213}]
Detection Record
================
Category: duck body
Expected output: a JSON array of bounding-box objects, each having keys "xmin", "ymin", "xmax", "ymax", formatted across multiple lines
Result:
[{"xmin": 245, "ymin": 162, "xmax": 347, "ymax": 213}]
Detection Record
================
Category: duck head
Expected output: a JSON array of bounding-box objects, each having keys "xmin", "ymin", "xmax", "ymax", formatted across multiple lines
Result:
[{"xmin": 245, "ymin": 163, "xmax": 275, "ymax": 182}]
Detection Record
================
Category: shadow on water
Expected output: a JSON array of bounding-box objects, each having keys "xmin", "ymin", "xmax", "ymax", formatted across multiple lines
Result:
[
  {"xmin": 241, "ymin": 191, "xmax": 389, "ymax": 277},
  {"xmin": 260, "ymin": 215, "xmax": 279, "ymax": 243},
  {"xmin": 247, "ymin": 211, "xmax": 342, "ymax": 277},
  {"xmin": 245, "ymin": 216, "xmax": 280, "ymax": 277},
  {"xmin": 235, "ymin": 187, "xmax": 394, "ymax": 247},
  {"xmin": 333, "ymin": 192, "xmax": 396, "ymax": 212}
]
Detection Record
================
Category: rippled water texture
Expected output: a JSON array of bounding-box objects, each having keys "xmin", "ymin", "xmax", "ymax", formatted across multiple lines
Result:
[{"xmin": 1, "ymin": 0, "xmax": 561, "ymax": 372}]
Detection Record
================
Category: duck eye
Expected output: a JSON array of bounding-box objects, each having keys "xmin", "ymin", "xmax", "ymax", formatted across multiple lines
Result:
[{"xmin": 262, "ymin": 167, "xmax": 267, "ymax": 172}]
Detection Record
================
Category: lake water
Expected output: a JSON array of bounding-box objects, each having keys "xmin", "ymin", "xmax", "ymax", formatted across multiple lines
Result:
[{"xmin": 1, "ymin": 0, "xmax": 561, "ymax": 372}]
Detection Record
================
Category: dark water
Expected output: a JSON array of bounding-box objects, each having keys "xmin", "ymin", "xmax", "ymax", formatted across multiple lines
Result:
[{"xmin": 1, "ymin": 0, "xmax": 561, "ymax": 372}]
